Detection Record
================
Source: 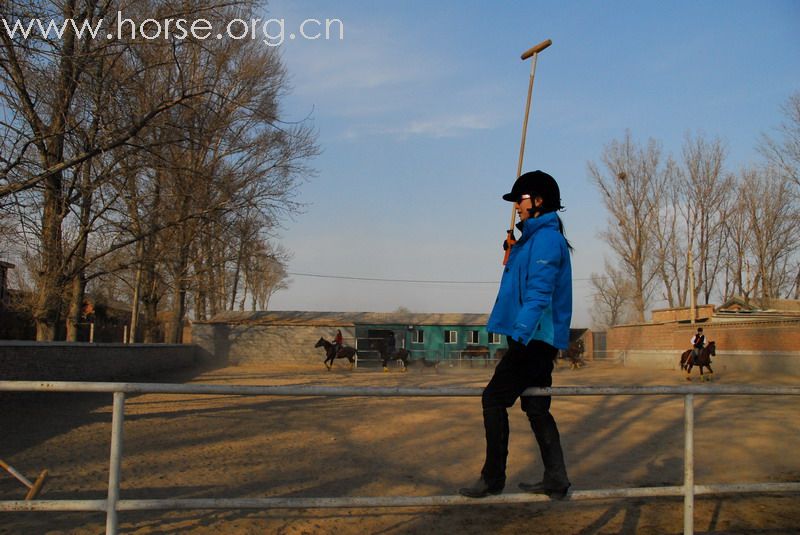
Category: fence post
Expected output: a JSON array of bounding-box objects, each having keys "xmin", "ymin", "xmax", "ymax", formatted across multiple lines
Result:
[
  {"xmin": 683, "ymin": 393, "xmax": 694, "ymax": 535},
  {"xmin": 106, "ymin": 392, "xmax": 126, "ymax": 535}
]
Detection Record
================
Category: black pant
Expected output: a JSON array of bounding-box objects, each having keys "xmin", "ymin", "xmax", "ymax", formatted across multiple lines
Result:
[{"xmin": 480, "ymin": 338, "xmax": 569, "ymax": 490}]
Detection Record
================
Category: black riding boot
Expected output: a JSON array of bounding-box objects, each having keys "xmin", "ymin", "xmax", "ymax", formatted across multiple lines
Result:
[
  {"xmin": 479, "ymin": 406, "xmax": 509, "ymax": 490},
  {"xmin": 528, "ymin": 411, "xmax": 569, "ymax": 490}
]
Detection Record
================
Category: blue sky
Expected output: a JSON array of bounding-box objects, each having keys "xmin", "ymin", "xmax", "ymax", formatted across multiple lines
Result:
[{"xmin": 263, "ymin": 1, "xmax": 800, "ymax": 327}]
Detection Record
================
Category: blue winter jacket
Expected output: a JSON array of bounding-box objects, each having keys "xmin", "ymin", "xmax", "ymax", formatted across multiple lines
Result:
[{"xmin": 487, "ymin": 212, "xmax": 572, "ymax": 349}]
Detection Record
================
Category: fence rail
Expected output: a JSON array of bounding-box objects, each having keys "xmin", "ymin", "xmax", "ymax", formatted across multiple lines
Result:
[{"xmin": 1, "ymin": 380, "xmax": 799, "ymax": 535}]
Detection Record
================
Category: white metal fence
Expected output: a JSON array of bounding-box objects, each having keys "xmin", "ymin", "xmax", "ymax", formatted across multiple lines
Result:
[{"xmin": 1, "ymin": 380, "xmax": 799, "ymax": 535}]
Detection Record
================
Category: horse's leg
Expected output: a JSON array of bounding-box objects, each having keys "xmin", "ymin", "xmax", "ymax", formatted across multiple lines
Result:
[
  {"xmin": 382, "ymin": 357, "xmax": 389, "ymax": 373},
  {"xmin": 703, "ymin": 364, "xmax": 713, "ymax": 380},
  {"xmin": 401, "ymin": 357, "xmax": 408, "ymax": 372}
]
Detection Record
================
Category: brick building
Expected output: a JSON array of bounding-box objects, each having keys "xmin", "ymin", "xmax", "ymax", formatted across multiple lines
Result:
[
  {"xmin": 192, "ymin": 311, "xmax": 593, "ymax": 366},
  {"xmin": 605, "ymin": 298, "xmax": 800, "ymax": 372}
]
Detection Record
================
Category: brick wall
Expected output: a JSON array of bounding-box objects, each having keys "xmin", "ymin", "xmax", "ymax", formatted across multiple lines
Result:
[
  {"xmin": 0, "ymin": 342, "xmax": 213, "ymax": 381},
  {"xmin": 606, "ymin": 318, "xmax": 800, "ymax": 373},
  {"xmin": 651, "ymin": 304, "xmax": 714, "ymax": 322},
  {"xmin": 192, "ymin": 323, "xmax": 356, "ymax": 365},
  {"xmin": 607, "ymin": 318, "xmax": 800, "ymax": 352}
]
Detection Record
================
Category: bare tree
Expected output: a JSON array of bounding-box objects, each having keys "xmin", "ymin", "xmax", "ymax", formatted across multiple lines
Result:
[
  {"xmin": 152, "ymin": 26, "xmax": 315, "ymax": 342},
  {"xmin": 2, "ymin": 1, "xmax": 316, "ymax": 341},
  {"xmin": 245, "ymin": 241, "xmax": 290, "ymax": 311},
  {"xmin": 719, "ymin": 194, "xmax": 757, "ymax": 303},
  {"xmin": 760, "ymin": 91, "xmax": 800, "ymax": 190},
  {"xmin": 590, "ymin": 263, "xmax": 631, "ymax": 329},
  {"xmin": 648, "ymin": 159, "xmax": 685, "ymax": 308},
  {"xmin": 759, "ymin": 90, "xmax": 800, "ymax": 300},
  {"xmin": 678, "ymin": 133, "xmax": 734, "ymax": 305},
  {"xmin": 0, "ymin": 0, "xmax": 216, "ymax": 339},
  {"xmin": 588, "ymin": 131, "xmax": 666, "ymax": 322},
  {"xmin": 246, "ymin": 241, "xmax": 291, "ymax": 310},
  {"xmin": 739, "ymin": 166, "xmax": 799, "ymax": 304}
]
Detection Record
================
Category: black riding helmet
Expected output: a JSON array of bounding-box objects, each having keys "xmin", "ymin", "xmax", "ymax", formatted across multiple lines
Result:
[{"xmin": 502, "ymin": 170, "xmax": 564, "ymax": 213}]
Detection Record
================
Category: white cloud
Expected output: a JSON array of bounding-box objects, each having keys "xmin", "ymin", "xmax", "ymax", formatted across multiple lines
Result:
[
  {"xmin": 339, "ymin": 112, "xmax": 500, "ymax": 140},
  {"xmin": 280, "ymin": 21, "xmax": 446, "ymax": 95},
  {"xmin": 393, "ymin": 113, "xmax": 499, "ymax": 138}
]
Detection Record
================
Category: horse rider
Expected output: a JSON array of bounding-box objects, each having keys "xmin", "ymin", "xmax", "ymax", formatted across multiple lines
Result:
[
  {"xmin": 690, "ymin": 327, "xmax": 705, "ymax": 362},
  {"xmin": 333, "ymin": 329, "xmax": 344, "ymax": 358}
]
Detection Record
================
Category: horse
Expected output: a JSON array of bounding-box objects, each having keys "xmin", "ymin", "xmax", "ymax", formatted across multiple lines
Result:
[
  {"xmin": 315, "ymin": 337, "xmax": 356, "ymax": 371},
  {"xmin": 680, "ymin": 341, "xmax": 716, "ymax": 381},
  {"xmin": 378, "ymin": 343, "xmax": 410, "ymax": 372},
  {"xmin": 563, "ymin": 339, "xmax": 586, "ymax": 370},
  {"xmin": 462, "ymin": 345, "xmax": 491, "ymax": 368}
]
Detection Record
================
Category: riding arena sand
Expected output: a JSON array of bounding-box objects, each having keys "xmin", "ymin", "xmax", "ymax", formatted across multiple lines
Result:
[{"xmin": 2, "ymin": 359, "xmax": 799, "ymax": 534}]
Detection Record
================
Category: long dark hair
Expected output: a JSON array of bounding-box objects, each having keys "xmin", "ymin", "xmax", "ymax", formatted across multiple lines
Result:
[
  {"xmin": 527, "ymin": 199, "xmax": 574, "ymax": 252},
  {"xmin": 555, "ymin": 214, "xmax": 574, "ymax": 252}
]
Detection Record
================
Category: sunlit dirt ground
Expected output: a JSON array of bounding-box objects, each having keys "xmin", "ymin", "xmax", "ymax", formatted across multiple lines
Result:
[{"xmin": 2, "ymin": 359, "xmax": 799, "ymax": 534}]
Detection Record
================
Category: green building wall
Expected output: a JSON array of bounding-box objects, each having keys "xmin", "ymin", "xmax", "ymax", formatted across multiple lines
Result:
[{"xmin": 356, "ymin": 323, "xmax": 508, "ymax": 361}]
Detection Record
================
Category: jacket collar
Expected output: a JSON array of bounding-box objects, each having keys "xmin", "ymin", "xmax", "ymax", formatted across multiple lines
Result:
[{"xmin": 515, "ymin": 212, "xmax": 560, "ymax": 245}]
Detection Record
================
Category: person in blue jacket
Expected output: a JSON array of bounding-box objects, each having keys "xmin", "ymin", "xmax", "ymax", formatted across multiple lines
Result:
[{"xmin": 459, "ymin": 170, "xmax": 573, "ymax": 500}]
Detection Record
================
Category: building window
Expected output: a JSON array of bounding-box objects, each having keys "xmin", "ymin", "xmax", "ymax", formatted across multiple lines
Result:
[
  {"xmin": 489, "ymin": 332, "xmax": 501, "ymax": 344},
  {"xmin": 444, "ymin": 330, "xmax": 457, "ymax": 344},
  {"xmin": 467, "ymin": 330, "xmax": 480, "ymax": 344},
  {"xmin": 412, "ymin": 329, "xmax": 424, "ymax": 344}
]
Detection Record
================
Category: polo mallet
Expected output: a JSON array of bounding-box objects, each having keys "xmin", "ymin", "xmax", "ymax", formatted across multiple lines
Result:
[
  {"xmin": 502, "ymin": 38, "xmax": 552, "ymax": 265},
  {"xmin": 0, "ymin": 458, "xmax": 48, "ymax": 500}
]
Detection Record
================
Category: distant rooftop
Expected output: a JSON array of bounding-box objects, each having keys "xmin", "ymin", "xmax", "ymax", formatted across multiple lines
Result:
[{"xmin": 197, "ymin": 310, "xmax": 491, "ymax": 327}]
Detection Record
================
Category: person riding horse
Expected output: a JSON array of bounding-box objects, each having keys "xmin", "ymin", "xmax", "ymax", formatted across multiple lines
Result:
[
  {"xmin": 315, "ymin": 337, "xmax": 356, "ymax": 370},
  {"xmin": 681, "ymin": 341, "xmax": 716, "ymax": 381}
]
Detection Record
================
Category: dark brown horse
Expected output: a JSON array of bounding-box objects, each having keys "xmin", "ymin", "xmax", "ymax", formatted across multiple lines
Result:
[
  {"xmin": 315, "ymin": 337, "xmax": 356, "ymax": 371},
  {"xmin": 462, "ymin": 345, "xmax": 492, "ymax": 368},
  {"xmin": 373, "ymin": 339, "xmax": 410, "ymax": 372},
  {"xmin": 680, "ymin": 341, "xmax": 716, "ymax": 381},
  {"xmin": 563, "ymin": 339, "xmax": 586, "ymax": 369}
]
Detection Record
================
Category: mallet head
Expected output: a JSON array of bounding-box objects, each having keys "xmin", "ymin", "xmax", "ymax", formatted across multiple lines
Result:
[{"xmin": 521, "ymin": 39, "xmax": 552, "ymax": 60}]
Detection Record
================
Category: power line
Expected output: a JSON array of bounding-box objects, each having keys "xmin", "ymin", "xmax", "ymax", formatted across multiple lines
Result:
[
  {"xmin": 287, "ymin": 271, "xmax": 604, "ymax": 284},
  {"xmin": 287, "ymin": 272, "xmax": 497, "ymax": 284}
]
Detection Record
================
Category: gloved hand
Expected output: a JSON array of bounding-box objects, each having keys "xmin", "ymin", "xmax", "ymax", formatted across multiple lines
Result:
[{"xmin": 503, "ymin": 230, "xmax": 516, "ymax": 251}]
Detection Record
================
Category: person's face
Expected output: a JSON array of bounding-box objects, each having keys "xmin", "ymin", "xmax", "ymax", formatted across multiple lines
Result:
[{"xmin": 516, "ymin": 194, "xmax": 543, "ymax": 221}]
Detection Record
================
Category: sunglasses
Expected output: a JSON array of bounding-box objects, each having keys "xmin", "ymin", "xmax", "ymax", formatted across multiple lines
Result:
[{"xmin": 516, "ymin": 194, "xmax": 532, "ymax": 204}]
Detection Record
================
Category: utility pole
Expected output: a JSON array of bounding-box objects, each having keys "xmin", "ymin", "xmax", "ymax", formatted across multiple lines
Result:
[{"xmin": 688, "ymin": 249, "xmax": 696, "ymax": 324}]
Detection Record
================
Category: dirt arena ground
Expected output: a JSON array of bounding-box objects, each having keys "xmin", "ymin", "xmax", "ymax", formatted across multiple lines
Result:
[{"xmin": 2, "ymin": 359, "xmax": 799, "ymax": 534}]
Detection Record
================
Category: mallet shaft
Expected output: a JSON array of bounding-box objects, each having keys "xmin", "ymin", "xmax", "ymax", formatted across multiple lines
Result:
[
  {"xmin": 0, "ymin": 459, "xmax": 34, "ymax": 488},
  {"xmin": 503, "ymin": 38, "xmax": 552, "ymax": 264}
]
